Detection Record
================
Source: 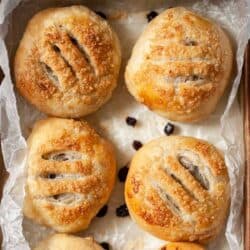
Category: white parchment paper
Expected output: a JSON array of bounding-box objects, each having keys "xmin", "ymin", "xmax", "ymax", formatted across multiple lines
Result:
[{"xmin": 0, "ymin": 0, "xmax": 249, "ymax": 249}]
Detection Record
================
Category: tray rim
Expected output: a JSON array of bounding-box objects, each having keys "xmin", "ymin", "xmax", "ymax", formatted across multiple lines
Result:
[
  {"xmin": 244, "ymin": 40, "xmax": 250, "ymax": 250},
  {"xmin": 0, "ymin": 4, "xmax": 249, "ymax": 248}
]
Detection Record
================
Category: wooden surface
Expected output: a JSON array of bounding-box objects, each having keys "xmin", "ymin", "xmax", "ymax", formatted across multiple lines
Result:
[
  {"xmin": 244, "ymin": 41, "xmax": 250, "ymax": 250},
  {"xmin": 0, "ymin": 61, "xmax": 5, "ymax": 248},
  {"xmin": 0, "ymin": 140, "xmax": 8, "ymax": 247}
]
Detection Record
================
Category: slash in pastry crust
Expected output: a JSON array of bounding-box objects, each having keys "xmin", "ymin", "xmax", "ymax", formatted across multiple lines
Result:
[
  {"xmin": 125, "ymin": 7, "xmax": 233, "ymax": 122},
  {"xmin": 34, "ymin": 234, "xmax": 103, "ymax": 250},
  {"xmin": 15, "ymin": 5, "xmax": 121, "ymax": 118},
  {"xmin": 125, "ymin": 136, "xmax": 230, "ymax": 243},
  {"xmin": 24, "ymin": 118, "xmax": 116, "ymax": 233}
]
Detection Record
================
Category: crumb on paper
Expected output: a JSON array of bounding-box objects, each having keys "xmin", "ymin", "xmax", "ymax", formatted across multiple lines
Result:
[{"xmin": 108, "ymin": 10, "xmax": 128, "ymax": 20}]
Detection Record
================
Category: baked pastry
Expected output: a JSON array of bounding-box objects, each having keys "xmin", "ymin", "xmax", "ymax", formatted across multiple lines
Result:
[
  {"xmin": 125, "ymin": 136, "xmax": 230, "ymax": 242},
  {"xmin": 125, "ymin": 7, "xmax": 233, "ymax": 122},
  {"xmin": 24, "ymin": 118, "xmax": 116, "ymax": 233},
  {"xmin": 34, "ymin": 234, "xmax": 103, "ymax": 250},
  {"xmin": 160, "ymin": 242, "xmax": 205, "ymax": 250},
  {"xmin": 15, "ymin": 6, "xmax": 121, "ymax": 118}
]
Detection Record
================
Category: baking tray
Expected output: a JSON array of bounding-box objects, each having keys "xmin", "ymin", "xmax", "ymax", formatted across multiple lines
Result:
[{"xmin": 0, "ymin": 1, "xmax": 249, "ymax": 249}]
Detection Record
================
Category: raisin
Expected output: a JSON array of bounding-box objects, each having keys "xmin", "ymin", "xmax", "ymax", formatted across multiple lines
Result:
[
  {"xmin": 95, "ymin": 11, "xmax": 107, "ymax": 19},
  {"xmin": 48, "ymin": 173, "xmax": 56, "ymax": 179},
  {"xmin": 70, "ymin": 37, "xmax": 78, "ymax": 45},
  {"xmin": 118, "ymin": 166, "xmax": 129, "ymax": 182},
  {"xmin": 132, "ymin": 140, "xmax": 143, "ymax": 150},
  {"xmin": 164, "ymin": 123, "xmax": 174, "ymax": 135},
  {"xmin": 116, "ymin": 204, "xmax": 129, "ymax": 217},
  {"xmin": 146, "ymin": 11, "xmax": 158, "ymax": 22},
  {"xmin": 100, "ymin": 242, "xmax": 110, "ymax": 250},
  {"xmin": 191, "ymin": 75, "xmax": 199, "ymax": 81},
  {"xmin": 53, "ymin": 195, "xmax": 59, "ymax": 200},
  {"xmin": 53, "ymin": 45, "xmax": 60, "ymax": 52},
  {"xmin": 185, "ymin": 40, "xmax": 197, "ymax": 46},
  {"xmin": 53, "ymin": 153, "xmax": 68, "ymax": 161},
  {"xmin": 126, "ymin": 116, "xmax": 137, "ymax": 127},
  {"xmin": 96, "ymin": 205, "xmax": 108, "ymax": 217}
]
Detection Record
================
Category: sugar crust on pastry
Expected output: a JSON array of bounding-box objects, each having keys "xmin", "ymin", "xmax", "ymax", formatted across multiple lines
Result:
[
  {"xmin": 125, "ymin": 7, "xmax": 233, "ymax": 122},
  {"xmin": 160, "ymin": 242, "xmax": 205, "ymax": 250},
  {"xmin": 125, "ymin": 136, "xmax": 230, "ymax": 242},
  {"xmin": 34, "ymin": 234, "xmax": 103, "ymax": 250},
  {"xmin": 15, "ymin": 5, "xmax": 121, "ymax": 118},
  {"xmin": 24, "ymin": 118, "xmax": 116, "ymax": 233}
]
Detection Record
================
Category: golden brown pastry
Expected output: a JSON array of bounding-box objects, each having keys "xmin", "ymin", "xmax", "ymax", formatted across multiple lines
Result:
[
  {"xmin": 125, "ymin": 7, "xmax": 233, "ymax": 122},
  {"xmin": 24, "ymin": 118, "xmax": 116, "ymax": 233},
  {"xmin": 125, "ymin": 136, "xmax": 230, "ymax": 242},
  {"xmin": 34, "ymin": 234, "xmax": 103, "ymax": 250},
  {"xmin": 160, "ymin": 242, "xmax": 205, "ymax": 250},
  {"xmin": 15, "ymin": 6, "xmax": 121, "ymax": 118}
]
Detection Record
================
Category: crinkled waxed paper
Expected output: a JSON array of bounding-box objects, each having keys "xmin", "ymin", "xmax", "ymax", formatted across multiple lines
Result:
[{"xmin": 0, "ymin": 0, "xmax": 249, "ymax": 249}]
